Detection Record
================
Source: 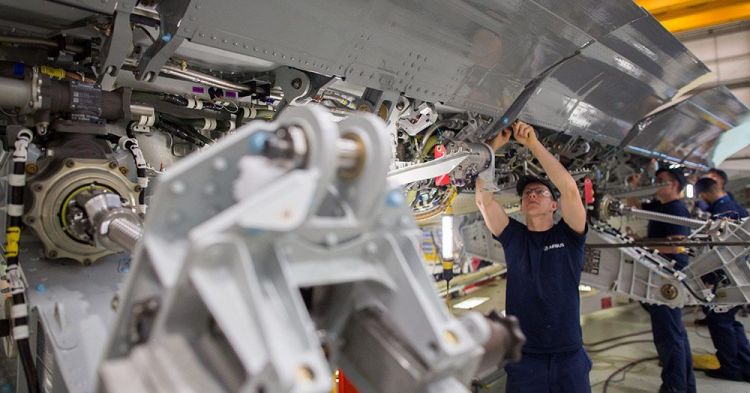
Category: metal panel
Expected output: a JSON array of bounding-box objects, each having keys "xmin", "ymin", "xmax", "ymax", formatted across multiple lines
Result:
[
  {"xmin": 519, "ymin": 13, "xmax": 710, "ymax": 146},
  {"xmin": 145, "ymin": 0, "xmax": 654, "ymax": 118},
  {"xmin": 0, "ymin": 0, "xmax": 98, "ymax": 32},
  {"xmin": 628, "ymin": 86, "xmax": 749, "ymax": 167}
]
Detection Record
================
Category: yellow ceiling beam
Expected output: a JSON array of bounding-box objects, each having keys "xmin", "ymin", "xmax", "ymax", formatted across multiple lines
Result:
[
  {"xmin": 637, "ymin": 0, "xmax": 717, "ymax": 15},
  {"xmin": 635, "ymin": 0, "xmax": 750, "ymax": 33}
]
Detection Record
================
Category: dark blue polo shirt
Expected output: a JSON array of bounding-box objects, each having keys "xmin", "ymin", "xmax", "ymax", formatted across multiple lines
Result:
[
  {"xmin": 494, "ymin": 218, "xmax": 586, "ymax": 353},
  {"xmin": 702, "ymin": 195, "xmax": 747, "ymax": 286},
  {"xmin": 642, "ymin": 200, "xmax": 691, "ymax": 270},
  {"xmin": 709, "ymin": 195, "xmax": 749, "ymax": 220}
]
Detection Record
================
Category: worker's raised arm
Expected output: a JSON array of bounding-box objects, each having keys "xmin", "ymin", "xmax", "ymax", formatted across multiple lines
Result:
[
  {"xmin": 512, "ymin": 122, "xmax": 586, "ymax": 234},
  {"xmin": 475, "ymin": 129, "xmax": 512, "ymax": 236}
]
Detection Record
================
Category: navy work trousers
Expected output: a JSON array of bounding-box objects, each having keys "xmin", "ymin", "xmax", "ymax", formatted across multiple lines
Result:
[
  {"xmin": 505, "ymin": 347, "xmax": 591, "ymax": 393},
  {"xmin": 642, "ymin": 304, "xmax": 696, "ymax": 393},
  {"xmin": 705, "ymin": 306, "xmax": 750, "ymax": 378}
]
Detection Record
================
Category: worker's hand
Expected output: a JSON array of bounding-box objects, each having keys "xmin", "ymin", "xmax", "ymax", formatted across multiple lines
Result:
[
  {"xmin": 512, "ymin": 121, "xmax": 538, "ymax": 148},
  {"xmin": 488, "ymin": 128, "xmax": 512, "ymax": 151}
]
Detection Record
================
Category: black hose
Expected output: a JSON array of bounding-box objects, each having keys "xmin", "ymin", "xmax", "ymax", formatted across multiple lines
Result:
[
  {"xmin": 5, "ymin": 129, "xmax": 40, "ymax": 393},
  {"xmin": 157, "ymin": 114, "xmax": 213, "ymax": 145},
  {"xmin": 586, "ymin": 340, "xmax": 654, "ymax": 354},
  {"xmin": 155, "ymin": 118, "xmax": 206, "ymax": 147},
  {"xmin": 161, "ymin": 94, "xmax": 189, "ymax": 107},
  {"xmin": 602, "ymin": 356, "xmax": 659, "ymax": 393},
  {"xmin": 584, "ymin": 330, "xmax": 652, "ymax": 347}
]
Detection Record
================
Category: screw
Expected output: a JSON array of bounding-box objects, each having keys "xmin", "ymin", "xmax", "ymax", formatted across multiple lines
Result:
[
  {"xmin": 109, "ymin": 162, "xmax": 118, "ymax": 169},
  {"xmin": 25, "ymin": 163, "xmax": 38, "ymax": 175},
  {"xmin": 134, "ymin": 185, "xmax": 142, "ymax": 192},
  {"xmin": 65, "ymin": 160, "xmax": 75, "ymax": 168},
  {"xmin": 119, "ymin": 166, "xmax": 129, "ymax": 175},
  {"xmin": 32, "ymin": 184, "xmax": 43, "ymax": 192},
  {"xmin": 48, "ymin": 250, "xmax": 58, "ymax": 258},
  {"xmin": 291, "ymin": 78, "xmax": 302, "ymax": 90}
]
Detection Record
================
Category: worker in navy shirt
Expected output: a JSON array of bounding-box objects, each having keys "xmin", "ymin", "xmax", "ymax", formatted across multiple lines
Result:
[
  {"xmin": 476, "ymin": 121, "xmax": 590, "ymax": 393},
  {"xmin": 702, "ymin": 168, "xmax": 749, "ymax": 217},
  {"xmin": 694, "ymin": 177, "xmax": 750, "ymax": 382},
  {"xmin": 633, "ymin": 168, "xmax": 696, "ymax": 393}
]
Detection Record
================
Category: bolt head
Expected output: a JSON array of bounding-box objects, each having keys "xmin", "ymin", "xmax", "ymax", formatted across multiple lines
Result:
[{"xmin": 25, "ymin": 163, "xmax": 38, "ymax": 175}]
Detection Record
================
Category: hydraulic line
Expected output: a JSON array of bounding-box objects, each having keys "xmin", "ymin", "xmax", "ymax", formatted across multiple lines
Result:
[
  {"xmin": 157, "ymin": 114, "xmax": 214, "ymax": 145},
  {"xmin": 155, "ymin": 117, "xmax": 210, "ymax": 147},
  {"xmin": 4, "ymin": 128, "xmax": 40, "ymax": 393}
]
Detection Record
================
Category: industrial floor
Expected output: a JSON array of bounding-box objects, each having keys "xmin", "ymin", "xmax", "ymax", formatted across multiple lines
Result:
[
  {"xmin": 584, "ymin": 304, "xmax": 750, "ymax": 393},
  {"xmin": 449, "ymin": 278, "xmax": 750, "ymax": 392}
]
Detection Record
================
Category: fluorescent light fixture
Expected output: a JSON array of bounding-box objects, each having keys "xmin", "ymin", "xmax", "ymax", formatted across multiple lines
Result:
[
  {"xmin": 453, "ymin": 297, "xmax": 490, "ymax": 310},
  {"xmin": 441, "ymin": 214, "xmax": 454, "ymax": 261},
  {"xmin": 578, "ymin": 284, "xmax": 593, "ymax": 292},
  {"xmin": 686, "ymin": 184, "xmax": 695, "ymax": 199}
]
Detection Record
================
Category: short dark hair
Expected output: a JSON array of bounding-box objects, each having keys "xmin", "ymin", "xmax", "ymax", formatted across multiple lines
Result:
[
  {"xmin": 708, "ymin": 168, "xmax": 728, "ymax": 185},
  {"xmin": 695, "ymin": 177, "xmax": 720, "ymax": 195},
  {"xmin": 655, "ymin": 168, "xmax": 686, "ymax": 191},
  {"xmin": 516, "ymin": 175, "xmax": 558, "ymax": 201}
]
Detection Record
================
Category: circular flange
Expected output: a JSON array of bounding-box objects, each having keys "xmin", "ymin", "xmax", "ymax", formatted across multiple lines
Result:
[{"xmin": 24, "ymin": 159, "xmax": 138, "ymax": 263}]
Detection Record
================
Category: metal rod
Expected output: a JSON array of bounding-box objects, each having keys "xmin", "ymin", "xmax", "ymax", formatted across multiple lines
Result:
[
  {"xmin": 587, "ymin": 241, "xmax": 750, "ymax": 249},
  {"xmin": 0, "ymin": 76, "xmax": 31, "ymax": 108},
  {"xmin": 106, "ymin": 217, "xmax": 144, "ymax": 252},
  {"xmin": 622, "ymin": 206, "xmax": 708, "ymax": 229},
  {"xmin": 336, "ymin": 137, "xmax": 361, "ymax": 171},
  {"xmin": 160, "ymin": 64, "xmax": 251, "ymax": 92}
]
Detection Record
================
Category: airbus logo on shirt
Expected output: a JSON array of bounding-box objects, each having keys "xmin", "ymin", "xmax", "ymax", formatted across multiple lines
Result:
[{"xmin": 544, "ymin": 243, "xmax": 565, "ymax": 252}]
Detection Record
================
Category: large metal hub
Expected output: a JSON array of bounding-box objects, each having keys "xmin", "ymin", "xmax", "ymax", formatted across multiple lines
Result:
[{"xmin": 24, "ymin": 159, "xmax": 139, "ymax": 264}]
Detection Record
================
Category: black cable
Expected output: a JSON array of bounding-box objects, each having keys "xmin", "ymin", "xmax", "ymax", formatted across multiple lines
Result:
[
  {"xmin": 602, "ymin": 356, "xmax": 659, "ymax": 393},
  {"xmin": 157, "ymin": 115, "xmax": 213, "ymax": 146},
  {"xmin": 586, "ymin": 340, "xmax": 653, "ymax": 354},
  {"xmin": 584, "ymin": 330, "xmax": 652, "ymax": 347},
  {"xmin": 160, "ymin": 94, "xmax": 189, "ymax": 107},
  {"xmin": 5, "ymin": 129, "xmax": 40, "ymax": 393},
  {"xmin": 155, "ymin": 118, "xmax": 204, "ymax": 147}
]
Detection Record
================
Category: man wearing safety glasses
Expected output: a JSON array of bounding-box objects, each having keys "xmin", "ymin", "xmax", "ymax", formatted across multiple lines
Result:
[{"xmin": 476, "ymin": 121, "xmax": 590, "ymax": 393}]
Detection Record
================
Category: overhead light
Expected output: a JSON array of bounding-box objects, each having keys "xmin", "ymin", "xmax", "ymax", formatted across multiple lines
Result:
[
  {"xmin": 441, "ymin": 213, "xmax": 454, "ymax": 261},
  {"xmin": 453, "ymin": 297, "xmax": 490, "ymax": 310},
  {"xmin": 686, "ymin": 184, "xmax": 695, "ymax": 198}
]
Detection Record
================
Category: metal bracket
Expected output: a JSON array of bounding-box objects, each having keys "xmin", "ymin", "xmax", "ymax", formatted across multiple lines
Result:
[
  {"xmin": 98, "ymin": 11, "xmax": 133, "ymax": 90},
  {"xmin": 135, "ymin": 0, "xmax": 193, "ymax": 82}
]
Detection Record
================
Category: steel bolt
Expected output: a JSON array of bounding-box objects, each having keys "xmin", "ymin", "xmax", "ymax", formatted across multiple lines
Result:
[
  {"xmin": 119, "ymin": 166, "xmax": 129, "ymax": 175},
  {"xmin": 291, "ymin": 78, "xmax": 302, "ymax": 90},
  {"xmin": 65, "ymin": 160, "xmax": 75, "ymax": 168}
]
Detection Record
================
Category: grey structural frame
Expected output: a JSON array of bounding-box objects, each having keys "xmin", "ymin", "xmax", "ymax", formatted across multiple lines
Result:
[{"xmin": 94, "ymin": 105, "xmax": 522, "ymax": 393}]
